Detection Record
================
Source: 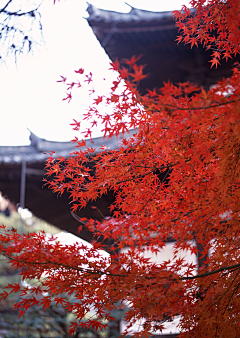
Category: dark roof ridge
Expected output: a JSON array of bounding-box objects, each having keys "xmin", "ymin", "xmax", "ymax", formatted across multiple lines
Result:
[
  {"xmin": 0, "ymin": 130, "xmax": 136, "ymax": 164},
  {"xmin": 28, "ymin": 130, "xmax": 75, "ymax": 152},
  {"xmin": 87, "ymin": 3, "xmax": 174, "ymax": 23}
]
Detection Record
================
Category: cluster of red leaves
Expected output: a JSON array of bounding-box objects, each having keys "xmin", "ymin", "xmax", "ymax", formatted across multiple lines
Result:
[
  {"xmin": 43, "ymin": 61, "xmax": 240, "ymax": 336},
  {"xmin": 1, "ymin": 1, "xmax": 240, "ymax": 337},
  {"xmin": 0, "ymin": 226, "xmax": 195, "ymax": 336},
  {"xmin": 173, "ymin": 0, "xmax": 240, "ymax": 67}
]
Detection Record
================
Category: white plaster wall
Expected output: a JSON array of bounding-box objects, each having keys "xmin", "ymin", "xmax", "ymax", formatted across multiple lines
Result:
[{"xmin": 121, "ymin": 241, "xmax": 197, "ymax": 335}]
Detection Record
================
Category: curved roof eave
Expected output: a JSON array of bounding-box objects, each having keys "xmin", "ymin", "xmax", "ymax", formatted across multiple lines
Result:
[
  {"xmin": 0, "ymin": 130, "xmax": 136, "ymax": 164},
  {"xmin": 87, "ymin": 4, "xmax": 174, "ymax": 23}
]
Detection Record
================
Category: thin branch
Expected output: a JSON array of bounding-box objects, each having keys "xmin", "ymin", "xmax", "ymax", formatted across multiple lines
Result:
[
  {"xmin": 1, "ymin": 0, "xmax": 43, "ymax": 17},
  {"xmin": 70, "ymin": 211, "xmax": 87, "ymax": 225},
  {"xmin": 2, "ymin": 252, "xmax": 127, "ymax": 278},
  {"xmin": 207, "ymin": 268, "xmax": 240, "ymax": 312},
  {"xmin": 136, "ymin": 167, "xmax": 170, "ymax": 215},
  {"xmin": 172, "ymin": 98, "xmax": 240, "ymax": 111},
  {"xmin": 222, "ymin": 273, "xmax": 240, "ymax": 315},
  {"xmin": 116, "ymin": 170, "xmax": 155, "ymax": 185},
  {"xmin": 0, "ymin": 0, "xmax": 12, "ymax": 13},
  {"xmin": 144, "ymin": 98, "xmax": 240, "ymax": 112},
  {"xmin": 3, "ymin": 245, "xmax": 240, "ymax": 283},
  {"xmin": 182, "ymin": 263, "xmax": 240, "ymax": 280}
]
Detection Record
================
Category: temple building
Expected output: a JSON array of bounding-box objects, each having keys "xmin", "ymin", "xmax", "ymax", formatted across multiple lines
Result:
[
  {"xmin": 1, "ymin": 5, "xmax": 238, "ymax": 240},
  {"xmin": 1, "ymin": 5, "xmax": 230, "ymax": 336},
  {"xmin": 87, "ymin": 4, "xmax": 240, "ymax": 93},
  {"xmin": 0, "ymin": 130, "xmax": 132, "ymax": 242}
]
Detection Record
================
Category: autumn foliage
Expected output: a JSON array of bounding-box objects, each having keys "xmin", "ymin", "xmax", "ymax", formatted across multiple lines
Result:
[{"xmin": 1, "ymin": 1, "xmax": 240, "ymax": 337}]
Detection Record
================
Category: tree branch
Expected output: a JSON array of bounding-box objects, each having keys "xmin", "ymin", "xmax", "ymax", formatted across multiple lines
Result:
[
  {"xmin": 0, "ymin": 0, "xmax": 12, "ymax": 13},
  {"xmin": 182, "ymin": 263, "xmax": 240, "ymax": 280},
  {"xmin": 145, "ymin": 98, "xmax": 240, "ymax": 112},
  {"xmin": 2, "ymin": 252, "xmax": 127, "ymax": 278}
]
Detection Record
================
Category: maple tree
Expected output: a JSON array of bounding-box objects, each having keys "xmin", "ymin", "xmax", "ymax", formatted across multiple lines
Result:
[{"xmin": 1, "ymin": 0, "xmax": 240, "ymax": 337}]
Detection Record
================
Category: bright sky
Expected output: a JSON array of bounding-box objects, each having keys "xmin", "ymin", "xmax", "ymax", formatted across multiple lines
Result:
[{"xmin": 0, "ymin": 0, "xmax": 188, "ymax": 146}]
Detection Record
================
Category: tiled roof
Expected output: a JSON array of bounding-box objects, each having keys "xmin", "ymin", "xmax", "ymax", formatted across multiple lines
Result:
[
  {"xmin": 0, "ymin": 130, "xmax": 136, "ymax": 242},
  {"xmin": 0, "ymin": 130, "xmax": 135, "ymax": 164},
  {"xmin": 87, "ymin": 4, "xmax": 240, "ymax": 92},
  {"xmin": 87, "ymin": 5, "xmax": 174, "ymax": 23}
]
